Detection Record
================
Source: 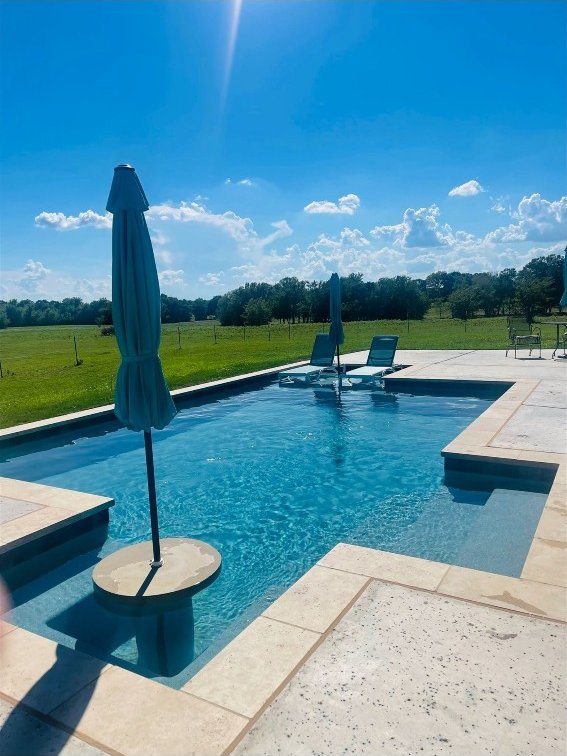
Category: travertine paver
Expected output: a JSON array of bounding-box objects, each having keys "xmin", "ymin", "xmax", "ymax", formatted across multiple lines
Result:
[
  {"xmin": 50, "ymin": 665, "xmax": 247, "ymax": 756},
  {"xmin": 0, "ymin": 496, "xmax": 42, "ymax": 524},
  {"xmin": 318, "ymin": 542, "xmax": 449, "ymax": 590},
  {"xmin": 0, "ymin": 628, "xmax": 107, "ymax": 714},
  {"xmin": 490, "ymin": 404, "xmax": 567, "ymax": 454},
  {"xmin": 520, "ymin": 537, "xmax": 567, "ymax": 587},
  {"xmin": 262, "ymin": 565, "xmax": 369, "ymax": 633},
  {"xmin": 235, "ymin": 581, "xmax": 567, "ymax": 756},
  {"xmin": 437, "ymin": 565, "xmax": 567, "ymax": 622},
  {"xmin": 524, "ymin": 380, "xmax": 567, "ymax": 409},
  {"xmin": 0, "ymin": 477, "xmax": 113, "ymax": 555},
  {"xmin": 0, "ymin": 698, "xmax": 109, "ymax": 755},
  {"xmin": 534, "ymin": 503, "xmax": 567, "ymax": 541},
  {"xmin": 183, "ymin": 616, "xmax": 321, "ymax": 718}
]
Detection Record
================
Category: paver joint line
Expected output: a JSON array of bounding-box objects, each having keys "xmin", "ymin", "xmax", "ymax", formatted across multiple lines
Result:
[
  {"xmin": 221, "ymin": 575, "xmax": 372, "ymax": 755},
  {"xmin": 0, "ymin": 691, "xmax": 120, "ymax": 756},
  {"xmin": 178, "ymin": 689, "xmax": 252, "ymax": 722}
]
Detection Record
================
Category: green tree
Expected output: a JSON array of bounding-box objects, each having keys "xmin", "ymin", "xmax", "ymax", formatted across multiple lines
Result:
[
  {"xmin": 242, "ymin": 298, "xmax": 272, "ymax": 325},
  {"xmin": 273, "ymin": 277, "xmax": 306, "ymax": 323},
  {"xmin": 448, "ymin": 287, "xmax": 479, "ymax": 320},
  {"xmin": 519, "ymin": 254, "xmax": 563, "ymax": 309},
  {"xmin": 515, "ymin": 276, "xmax": 553, "ymax": 321}
]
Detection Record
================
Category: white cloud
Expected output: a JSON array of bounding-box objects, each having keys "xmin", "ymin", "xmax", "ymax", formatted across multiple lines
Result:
[
  {"xmin": 297, "ymin": 228, "xmax": 389, "ymax": 279},
  {"xmin": 448, "ymin": 180, "xmax": 485, "ymax": 197},
  {"xmin": 371, "ymin": 204, "xmax": 453, "ymax": 248},
  {"xmin": 11, "ymin": 259, "xmax": 51, "ymax": 294},
  {"xmin": 490, "ymin": 197, "xmax": 509, "ymax": 214},
  {"xmin": 28, "ymin": 192, "xmax": 565, "ymax": 297},
  {"xmin": 147, "ymin": 201, "xmax": 256, "ymax": 243},
  {"xmin": 22, "ymin": 259, "xmax": 50, "ymax": 281},
  {"xmin": 158, "ymin": 269, "xmax": 185, "ymax": 287},
  {"xmin": 199, "ymin": 272, "xmax": 225, "ymax": 287},
  {"xmin": 154, "ymin": 249, "xmax": 173, "ymax": 266},
  {"xmin": 150, "ymin": 229, "xmax": 173, "ymax": 266},
  {"xmin": 74, "ymin": 277, "xmax": 111, "ymax": 300},
  {"xmin": 1, "ymin": 260, "xmax": 111, "ymax": 301},
  {"xmin": 515, "ymin": 193, "xmax": 567, "ymax": 241},
  {"xmin": 35, "ymin": 209, "xmax": 112, "ymax": 230},
  {"xmin": 485, "ymin": 194, "xmax": 567, "ymax": 244},
  {"xmin": 225, "ymin": 177, "xmax": 256, "ymax": 187},
  {"xmin": 304, "ymin": 193, "xmax": 360, "ymax": 215}
]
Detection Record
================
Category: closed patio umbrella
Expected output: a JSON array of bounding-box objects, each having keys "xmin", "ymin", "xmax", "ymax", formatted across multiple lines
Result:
[
  {"xmin": 106, "ymin": 164, "xmax": 177, "ymax": 568},
  {"xmin": 560, "ymin": 246, "xmax": 567, "ymax": 309},
  {"xmin": 328, "ymin": 272, "xmax": 345, "ymax": 380}
]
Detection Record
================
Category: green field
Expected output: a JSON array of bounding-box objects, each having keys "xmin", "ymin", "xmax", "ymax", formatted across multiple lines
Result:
[{"xmin": 0, "ymin": 316, "xmax": 561, "ymax": 428}]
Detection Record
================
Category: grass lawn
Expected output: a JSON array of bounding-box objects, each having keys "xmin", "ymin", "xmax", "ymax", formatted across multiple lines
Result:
[{"xmin": 0, "ymin": 315, "xmax": 562, "ymax": 428}]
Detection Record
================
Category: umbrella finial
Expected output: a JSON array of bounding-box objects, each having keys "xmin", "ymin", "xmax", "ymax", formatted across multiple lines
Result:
[{"xmin": 106, "ymin": 164, "xmax": 150, "ymax": 213}]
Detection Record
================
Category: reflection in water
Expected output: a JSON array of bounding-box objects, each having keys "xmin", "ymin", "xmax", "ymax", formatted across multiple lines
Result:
[
  {"xmin": 370, "ymin": 390, "xmax": 399, "ymax": 410},
  {"xmin": 313, "ymin": 385, "xmax": 348, "ymax": 467},
  {"xmin": 311, "ymin": 386, "xmax": 399, "ymax": 467},
  {"xmin": 48, "ymin": 590, "xmax": 196, "ymax": 678}
]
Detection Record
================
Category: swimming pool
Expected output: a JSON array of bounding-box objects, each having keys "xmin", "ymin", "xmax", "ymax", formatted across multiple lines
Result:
[{"xmin": 0, "ymin": 380, "xmax": 548, "ymax": 687}]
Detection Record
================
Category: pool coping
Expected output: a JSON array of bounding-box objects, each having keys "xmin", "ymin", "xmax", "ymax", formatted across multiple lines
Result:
[
  {"xmin": 0, "ymin": 477, "xmax": 114, "ymax": 559},
  {"xmin": 0, "ymin": 361, "xmax": 309, "ymax": 441},
  {"xmin": 0, "ymin": 355, "xmax": 565, "ymax": 754}
]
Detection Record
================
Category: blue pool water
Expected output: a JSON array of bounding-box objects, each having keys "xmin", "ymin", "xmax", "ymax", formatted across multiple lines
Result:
[{"xmin": 0, "ymin": 381, "xmax": 547, "ymax": 687}]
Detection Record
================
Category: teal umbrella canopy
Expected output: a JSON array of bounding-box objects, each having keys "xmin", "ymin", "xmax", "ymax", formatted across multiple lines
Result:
[
  {"xmin": 107, "ymin": 164, "xmax": 177, "ymax": 433},
  {"xmin": 560, "ymin": 247, "xmax": 567, "ymax": 308},
  {"xmin": 328, "ymin": 273, "xmax": 345, "ymax": 349}
]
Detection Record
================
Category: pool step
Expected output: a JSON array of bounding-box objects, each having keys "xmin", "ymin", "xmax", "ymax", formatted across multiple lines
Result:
[{"xmin": 454, "ymin": 488, "xmax": 547, "ymax": 577}]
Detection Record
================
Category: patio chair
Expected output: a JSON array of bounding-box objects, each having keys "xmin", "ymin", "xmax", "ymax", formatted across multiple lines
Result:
[
  {"xmin": 345, "ymin": 335, "xmax": 400, "ymax": 384},
  {"xmin": 505, "ymin": 317, "xmax": 541, "ymax": 358},
  {"xmin": 279, "ymin": 333, "xmax": 337, "ymax": 383}
]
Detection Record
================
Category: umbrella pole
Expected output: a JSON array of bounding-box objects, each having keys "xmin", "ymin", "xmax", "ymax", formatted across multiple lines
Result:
[
  {"xmin": 144, "ymin": 430, "xmax": 163, "ymax": 567},
  {"xmin": 336, "ymin": 344, "xmax": 342, "ymax": 394}
]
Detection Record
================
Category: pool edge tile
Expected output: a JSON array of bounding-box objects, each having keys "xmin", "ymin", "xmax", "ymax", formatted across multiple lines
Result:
[
  {"xmin": 436, "ymin": 565, "xmax": 567, "ymax": 623},
  {"xmin": 182, "ymin": 616, "xmax": 321, "ymax": 719},
  {"xmin": 317, "ymin": 543, "xmax": 450, "ymax": 591},
  {"xmin": 520, "ymin": 537, "xmax": 567, "ymax": 588},
  {"xmin": 261, "ymin": 565, "xmax": 369, "ymax": 633},
  {"xmin": 50, "ymin": 665, "xmax": 248, "ymax": 756},
  {"xmin": 0, "ymin": 628, "xmax": 109, "ymax": 716}
]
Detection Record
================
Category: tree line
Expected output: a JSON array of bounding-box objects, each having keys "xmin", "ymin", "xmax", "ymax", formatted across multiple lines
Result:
[{"xmin": 0, "ymin": 253, "xmax": 563, "ymax": 329}]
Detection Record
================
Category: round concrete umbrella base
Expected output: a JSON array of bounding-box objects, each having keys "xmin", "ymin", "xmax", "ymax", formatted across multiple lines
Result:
[{"xmin": 92, "ymin": 537, "xmax": 221, "ymax": 611}]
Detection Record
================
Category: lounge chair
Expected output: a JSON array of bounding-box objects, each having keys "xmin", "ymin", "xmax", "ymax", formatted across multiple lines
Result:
[
  {"xmin": 345, "ymin": 335, "xmax": 399, "ymax": 384},
  {"xmin": 279, "ymin": 333, "xmax": 337, "ymax": 383},
  {"xmin": 505, "ymin": 317, "xmax": 541, "ymax": 358}
]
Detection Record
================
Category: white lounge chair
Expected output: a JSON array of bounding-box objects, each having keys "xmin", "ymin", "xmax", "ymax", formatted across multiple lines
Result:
[
  {"xmin": 345, "ymin": 335, "xmax": 399, "ymax": 384},
  {"xmin": 279, "ymin": 334, "xmax": 337, "ymax": 383}
]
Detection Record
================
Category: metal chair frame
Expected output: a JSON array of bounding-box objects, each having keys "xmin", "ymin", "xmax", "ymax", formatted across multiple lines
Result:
[{"xmin": 505, "ymin": 317, "xmax": 542, "ymax": 358}]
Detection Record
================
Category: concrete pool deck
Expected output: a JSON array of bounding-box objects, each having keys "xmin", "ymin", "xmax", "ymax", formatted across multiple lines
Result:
[{"xmin": 0, "ymin": 349, "xmax": 566, "ymax": 754}]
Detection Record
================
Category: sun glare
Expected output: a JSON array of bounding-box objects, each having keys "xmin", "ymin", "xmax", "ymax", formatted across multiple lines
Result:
[{"xmin": 221, "ymin": 0, "xmax": 244, "ymax": 113}]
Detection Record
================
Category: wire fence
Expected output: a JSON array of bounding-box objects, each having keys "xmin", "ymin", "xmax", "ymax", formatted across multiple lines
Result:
[{"xmin": 3, "ymin": 315, "xmax": 561, "ymax": 381}]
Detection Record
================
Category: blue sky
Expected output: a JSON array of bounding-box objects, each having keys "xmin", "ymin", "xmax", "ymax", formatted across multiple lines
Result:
[{"xmin": 1, "ymin": 0, "xmax": 566, "ymax": 301}]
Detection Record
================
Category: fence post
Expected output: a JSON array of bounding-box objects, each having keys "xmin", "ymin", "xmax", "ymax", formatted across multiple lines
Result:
[
  {"xmin": 73, "ymin": 335, "xmax": 79, "ymax": 366},
  {"xmin": 288, "ymin": 322, "xmax": 291, "ymax": 340},
  {"xmin": 268, "ymin": 327, "xmax": 271, "ymax": 342},
  {"xmin": 0, "ymin": 361, "xmax": 3, "ymax": 378},
  {"xmin": 177, "ymin": 325, "xmax": 181, "ymax": 350}
]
